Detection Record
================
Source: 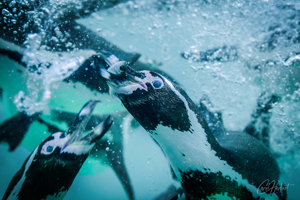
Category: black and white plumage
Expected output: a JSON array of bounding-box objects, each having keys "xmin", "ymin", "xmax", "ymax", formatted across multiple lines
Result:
[
  {"xmin": 100, "ymin": 60, "xmax": 286, "ymax": 199},
  {"xmin": 2, "ymin": 100, "xmax": 113, "ymax": 200},
  {"xmin": 50, "ymin": 109, "xmax": 136, "ymax": 200}
]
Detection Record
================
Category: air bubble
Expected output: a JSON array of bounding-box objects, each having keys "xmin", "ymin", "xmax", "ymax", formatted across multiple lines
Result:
[
  {"xmin": 11, "ymin": 19, "xmax": 17, "ymax": 24},
  {"xmin": 2, "ymin": 9, "xmax": 12, "ymax": 17},
  {"xmin": 9, "ymin": 0, "xmax": 16, "ymax": 7}
]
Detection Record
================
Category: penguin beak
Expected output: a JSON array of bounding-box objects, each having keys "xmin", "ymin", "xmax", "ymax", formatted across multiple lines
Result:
[
  {"xmin": 100, "ymin": 62, "xmax": 147, "ymax": 94},
  {"xmin": 61, "ymin": 100, "xmax": 113, "ymax": 152},
  {"xmin": 80, "ymin": 115, "xmax": 113, "ymax": 144}
]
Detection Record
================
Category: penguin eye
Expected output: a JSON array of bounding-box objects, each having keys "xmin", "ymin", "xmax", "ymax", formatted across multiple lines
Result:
[
  {"xmin": 46, "ymin": 146, "xmax": 54, "ymax": 153},
  {"xmin": 41, "ymin": 145, "xmax": 56, "ymax": 155},
  {"xmin": 153, "ymin": 80, "xmax": 162, "ymax": 89}
]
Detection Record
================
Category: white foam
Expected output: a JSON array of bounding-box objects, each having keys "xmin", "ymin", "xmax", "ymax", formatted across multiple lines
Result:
[{"xmin": 15, "ymin": 53, "xmax": 86, "ymax": 116}]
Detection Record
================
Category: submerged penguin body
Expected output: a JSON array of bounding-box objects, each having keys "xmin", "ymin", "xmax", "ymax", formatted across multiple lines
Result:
[
  {"xmin": 100, "ymin": 59, "xmax": 284, "ymax": 199},
  {"xmin": 2, "ymin": 100, "xmax": 113, "ymax": 200}
]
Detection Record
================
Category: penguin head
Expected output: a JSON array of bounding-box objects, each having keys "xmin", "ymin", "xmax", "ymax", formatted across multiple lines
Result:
[
  {"xmin": 35, "ymin": 100, "xmax": 113, "ymax": 163},
  {"xmin": 101, "ymin": 64, "xmax": 192, "ymax": 132}
]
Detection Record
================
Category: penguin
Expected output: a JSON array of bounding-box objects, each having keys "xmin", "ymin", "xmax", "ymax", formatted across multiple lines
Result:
[
  {"xmin": 0, "ymin": 103, "xmax": 135, "ymax": 200},
  {"xmin": 100, "ymin": 60, "xmax": 287, "ymax": 199},
  {"xmin": 2, "ymin": 100, "xmax": 113, "ymax": 200}
]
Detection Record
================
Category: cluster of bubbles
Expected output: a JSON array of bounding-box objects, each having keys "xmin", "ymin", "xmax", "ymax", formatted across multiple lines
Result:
[{"xmin": 13, "ymin": 33, "xmax": 85, "ymax": 115}]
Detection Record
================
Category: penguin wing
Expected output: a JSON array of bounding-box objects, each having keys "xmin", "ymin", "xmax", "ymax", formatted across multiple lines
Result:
[
  {"xmin": 0, "ymin": 49, "xmax": 26, "ymax": 67},
  {"xmin": 216, "ymin": 131, "xmax": 280, "ymax": 187},
  {"xmin": 0, "ymin": 112, "xmax": 39, "ymax": 151},
  {"xmin": 197, "ymin": 95, "xmax": 226, "ymax": 137}
]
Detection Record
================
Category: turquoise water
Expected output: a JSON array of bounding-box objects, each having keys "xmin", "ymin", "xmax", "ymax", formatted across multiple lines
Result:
[{"xmin": 1, "ymin": 0, "xmax": 300, "ymax": 199}]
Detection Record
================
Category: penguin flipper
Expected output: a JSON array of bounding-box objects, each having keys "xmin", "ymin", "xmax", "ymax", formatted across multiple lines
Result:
[
  {"xmin": 105, "ymin": 141, "xmax": 135, "ymax": 200},
  {"xmin": 0, "ymin": 112, "xmax": 40, "ymax": 151},
  {"xmin": 104, "ymin": 112, "xmax": 135, "ymax": 200},
  {"xmin": 0, "ymin": 48, "xmax": 26, "ymax": 67},
  {"xmin": 197, "ymin": 95, "xmax": 226, "ymax": 137},
  {"xmin": 243, "ymin": 92, "xmax": 281, "ymax": 147}
]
